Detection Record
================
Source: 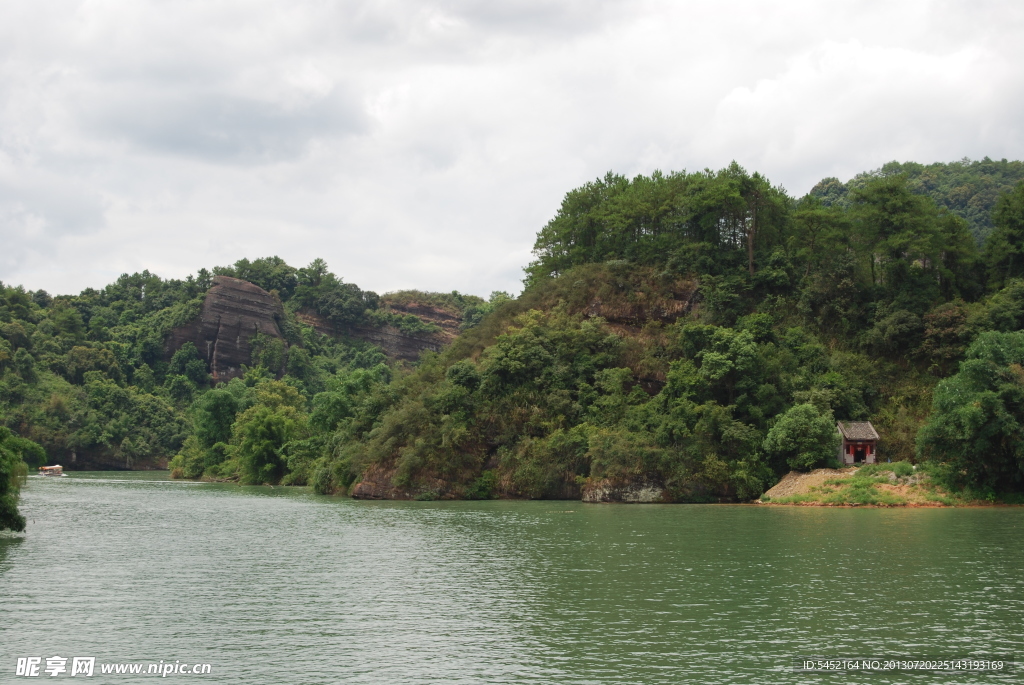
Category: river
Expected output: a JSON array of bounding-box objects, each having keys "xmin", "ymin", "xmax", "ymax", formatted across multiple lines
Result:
[{"xmin": 2, "ymin": 472, "xmax": 1022, "ymax": 683}]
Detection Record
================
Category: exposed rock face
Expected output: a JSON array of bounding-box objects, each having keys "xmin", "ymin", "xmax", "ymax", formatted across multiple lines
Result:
[
  {"xmin": 575, "ymin": 278, "xmax": 700, "ymax": 395},
  {"xmin": 349, "ymin": 324, "xmax": 450, "ymax": 362},
  {"xmin": 167, "ymin": 279, "xmax": 463, "ymax": 376},
  {"xmin": 349, "ymin": 466, "xmax": 416, "ymax": 499},
  {"xmin": 293, "ymin": 309, "xmax": 334, "ymax": 337},
  {"xmin": 386, "ymin": 301, "xmax": 461, "ymax": 338},
  {"xmin": 167, "ymin": 276, "xmax": 285, "ymax": 382},
  {"xmin": 349, "ymin": 464, "xmax": 457, "ymax": 500},
  {"xmin": 355, "ymin": 301, "xmax": 460, "ymax": 361},
  {"xmin": 581, "ymin": 477, "xmax": 669, "ymax": 503},
  {"xmin": 582, "ymin": 280, "xmax": 701, "ymax": 326},
  {"xmin": 296, "ymin": 302, "xmax": 459, "ymax": 362}
]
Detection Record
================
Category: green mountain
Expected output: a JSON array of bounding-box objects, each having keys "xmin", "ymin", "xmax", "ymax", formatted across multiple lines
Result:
[
  {"xmin": 810, "ymin": 157, "xmax": 1024, "ymax": 243},
  {"xmin": 4, "ymin": 158, "xmax": 1024, "ymax": 527},
  {"xmin": 0, "ymin": 258, "xmax": 495, "ymax": 474}
]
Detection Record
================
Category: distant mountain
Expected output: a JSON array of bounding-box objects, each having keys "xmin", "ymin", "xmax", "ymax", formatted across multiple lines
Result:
[{"xmin": 810, "ymin": 157, "xmax": 1024, "ymax": 243}]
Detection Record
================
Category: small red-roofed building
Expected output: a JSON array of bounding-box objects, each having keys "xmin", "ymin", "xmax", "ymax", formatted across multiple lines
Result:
[{"xmin": 837, "ymin": 421, "xmax": 879, "ymax": 465}]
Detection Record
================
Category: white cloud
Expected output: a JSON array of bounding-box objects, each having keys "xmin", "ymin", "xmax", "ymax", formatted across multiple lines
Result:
[
  {"xmin": 698, "ymin": 39, "xmax": 1001, "ymax": 191},
  {"xmin": 1, "ymin": 0, "xmax": 1022, "ymax": 296}
]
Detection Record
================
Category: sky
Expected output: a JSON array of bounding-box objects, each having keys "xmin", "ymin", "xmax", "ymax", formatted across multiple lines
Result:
[{"xmin": 2, "ymin": 0, "xmax": 1023, "ymax": 298}]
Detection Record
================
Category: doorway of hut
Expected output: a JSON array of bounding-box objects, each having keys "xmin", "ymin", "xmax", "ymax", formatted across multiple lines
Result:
[{"xmin": 854, "ymin": 447, "xmax": 866, "ymax": 463}]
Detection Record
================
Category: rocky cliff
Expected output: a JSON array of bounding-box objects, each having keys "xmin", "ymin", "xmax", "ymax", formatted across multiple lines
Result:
[
  {"xmin": 348, "ymin": 324, "xmax": 451, "ymax": 361},
  {"xmin": 295, "ymin": 299, "xmax": 460, "ymax": 362},
  {"xmin": 166, "ymin": 275, "xmax": 285, "ymax": 382},
  {"xmin": 383, "ymin": 300, "xmax": 462, "ymax": 337},
  {"xmin": 168, "ymin": 278, "xmax": 462, "ymax": 374},
  {"xmin": 359, "ymin": 298, "xmax": 461, "ymax": 361}
]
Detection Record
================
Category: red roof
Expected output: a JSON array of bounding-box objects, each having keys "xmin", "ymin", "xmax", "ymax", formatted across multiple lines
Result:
[{"xmin": 837, "ymin": 421, "xmax": 879, "ymax": 441}]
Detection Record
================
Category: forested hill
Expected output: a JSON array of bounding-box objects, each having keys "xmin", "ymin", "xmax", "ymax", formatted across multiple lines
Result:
[
  {"xmin": 4, "ymin": 157, "xmax": 1024, "ymax": 528},
  {"xmin": 327, "ymin": 162, "xmax": 1024, "ymax": 503},
  {"xmin": 0, "ymin": 257, "xmax": 503, "ymax": 475},
  {"xmin": 810, "ymin": 157, "xmax": 1024, "ymax": 243}
]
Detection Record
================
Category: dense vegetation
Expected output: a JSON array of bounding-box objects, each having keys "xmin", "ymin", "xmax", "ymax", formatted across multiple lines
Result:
[
  {"xmin": 4, "ymin": 157, "xmax": 1024, "ymax": 519},
  {"xmin": 319, "ymin": 160, "xmax": 1024, "ymax": 501},
  {"xmin": 0, "ymin": 258, "xmax": 498, "ymax": 518},
  {"xmin": 0, "ymin": 427, "xmax": 39, "ymax": 531},
  {"xmin": 810, "ymin": 157, "xmax": 1024, "ymax": 243}
]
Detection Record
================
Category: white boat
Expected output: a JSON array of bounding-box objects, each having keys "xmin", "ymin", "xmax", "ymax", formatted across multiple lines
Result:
[{"xmin": 39, "ymin": 465, "xmax": 66, "ymax": 477}]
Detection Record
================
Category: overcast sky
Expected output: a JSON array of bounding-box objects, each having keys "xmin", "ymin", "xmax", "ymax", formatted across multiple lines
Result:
[{"xmin": 2, "ymin": 0, "xmax": 1022, "ymax": 297}]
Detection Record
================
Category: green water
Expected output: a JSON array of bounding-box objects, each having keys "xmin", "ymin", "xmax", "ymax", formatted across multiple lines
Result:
[{"xmin": 1, "ymin": 472, "xmax": 1022, "ymax": 683}]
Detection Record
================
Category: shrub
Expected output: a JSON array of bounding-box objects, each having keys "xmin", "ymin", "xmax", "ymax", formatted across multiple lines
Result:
[
  {"xmin": 917, "ymin": 331, "xmax": 1024, "ymax": 492},
  {"xmin": 763, "ymin": 403, "xmax": 841, "ymax": 471},
  {"xmin": 891, "ymin": 461, "xmax": 914, "ymax": 478},
  {"xmin": 0, "ymin": 427, "xmax": 40, "ymax": 532},
  {"xmin": 464, "ymin": 470, "xmax": 497, "ymax": 500},
  {"xmin": 312, "ymin": 463, "xmax": 335, "ymax": 495}
]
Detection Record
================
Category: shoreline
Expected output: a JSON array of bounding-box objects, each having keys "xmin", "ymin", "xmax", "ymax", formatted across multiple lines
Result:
[{"xmin": 48, "ymin": 469, "xmax": 1024, "ymax": 507}]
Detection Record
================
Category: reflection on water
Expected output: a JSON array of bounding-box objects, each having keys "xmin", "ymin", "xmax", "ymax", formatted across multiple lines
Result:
[
  {"xmin": 1, "ymin": 473, "xmax": 1022, "ymax": 683},
  {"xmin": 0, "ymin": 534, "xmax": 24, "ymax": 568}
]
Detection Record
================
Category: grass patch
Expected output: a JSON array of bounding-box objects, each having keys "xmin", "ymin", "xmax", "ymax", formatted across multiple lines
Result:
[
  {"xmin": 924, "ymin": 491, "xmax": 956, "ymax": 506},
  {"xmin": 821, "ymin": 479, "xmax": 906, "ymax": 506},
  {"xmin": 814, "ymin": 466, "xmax": 913, "ymax": 505},
  {"xmin": 765, "ymin": 462, "xmax": 1005, "ymax": 506},
  {"xmin": 855, "ymin": 462, "xmax": 910, "ymax": 478},
  {"xmin": 771, "ymin": 466, "xmax": 923, "ymax": 505},
  {"xmin": 770, "ymin": 493, "xmax": 817, "ymax": 504}
]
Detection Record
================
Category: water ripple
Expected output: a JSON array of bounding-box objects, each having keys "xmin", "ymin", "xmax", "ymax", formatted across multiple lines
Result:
[{"xmin": 1, "ymin": 475, "xmax": 1022, "ymax": 683}]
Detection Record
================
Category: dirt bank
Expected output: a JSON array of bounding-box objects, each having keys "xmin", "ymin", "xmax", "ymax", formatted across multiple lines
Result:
[{"xmin": 759, "ymin": 466, "xmax": 963, "ymax": 507}]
